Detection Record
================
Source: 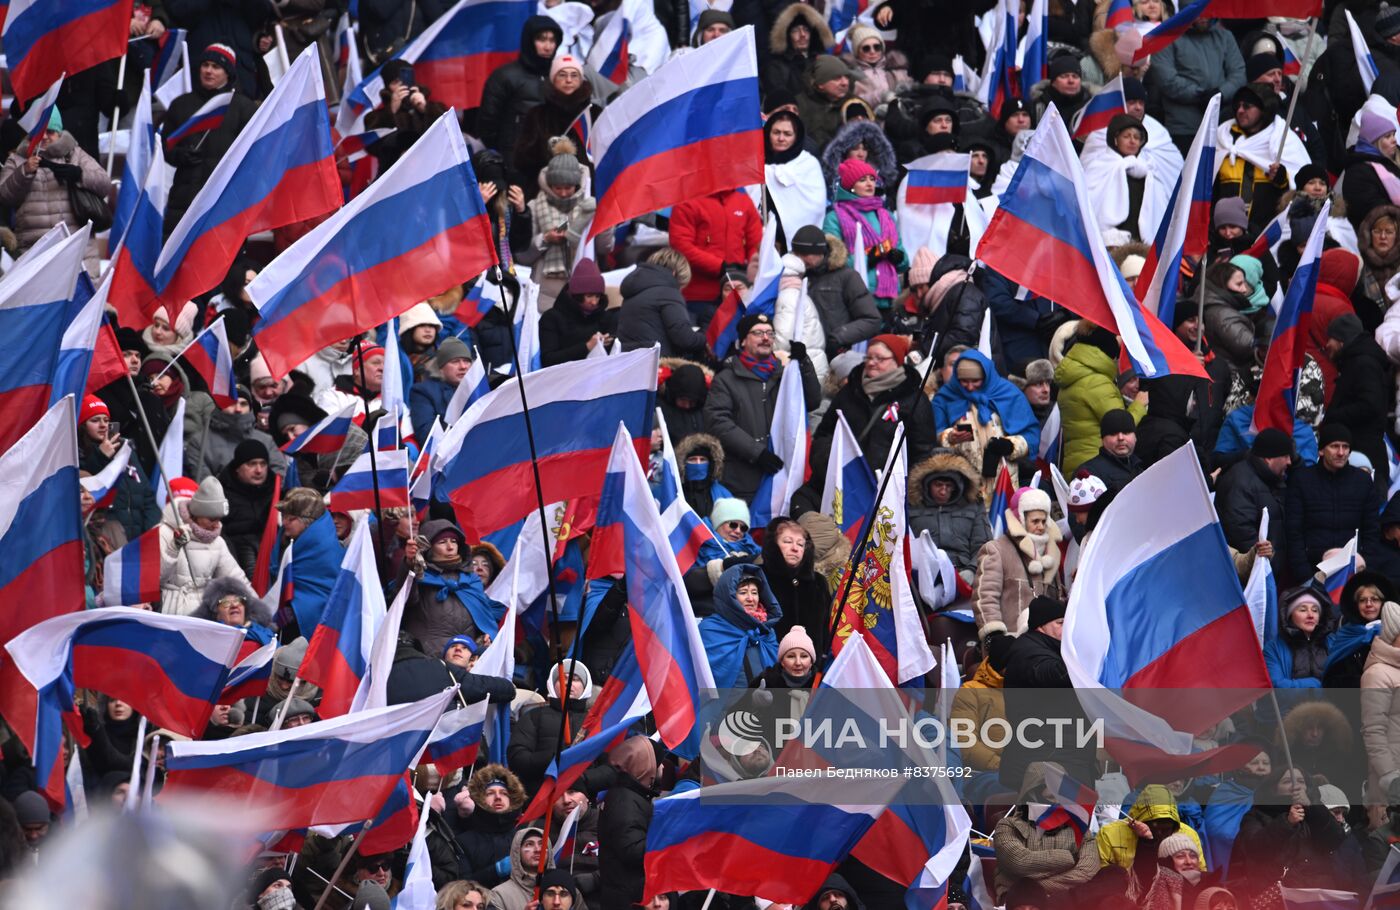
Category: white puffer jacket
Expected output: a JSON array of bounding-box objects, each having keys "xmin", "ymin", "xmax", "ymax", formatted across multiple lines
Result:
[
  {"xmin": 772, "ymin": 253, "xmax": 830, "ymax": 383},
  {"xmin": 159, "ymin": 501, "xmax": 248, "ymax": 616}
]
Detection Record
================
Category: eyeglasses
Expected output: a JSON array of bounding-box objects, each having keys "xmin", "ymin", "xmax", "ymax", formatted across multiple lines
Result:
[
  {"xmin": 866, "ymin": 353, "xmax": 894, "ymax": 364},
  {"xmin": 217, "ymin": 597, "xmax": 246, "ymax": 608},
  {"xmin": 747, "ymin": 329, "xmax": 775, "ymax": 338},
  {"xmin": 859, "ymin": 43, "xmax": 881, "ymax": 52}
]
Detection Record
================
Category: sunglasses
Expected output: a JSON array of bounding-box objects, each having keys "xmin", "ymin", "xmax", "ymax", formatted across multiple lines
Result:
[
  {"xmin": 361, "ymin": 860, "xmax": 392, "ymax": 872},
  {"xmin": 724, "ymin": 520, "xmax": 749, "ymax": 532}
]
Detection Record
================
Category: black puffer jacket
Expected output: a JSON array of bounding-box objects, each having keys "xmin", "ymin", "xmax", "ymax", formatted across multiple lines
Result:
[
  {"xmin": 506, "ymin": 696, "xmax": 589, "ymax": 793},
  {"xmin": 809, "ymin": 363, "xmax": 937, "ymax": 485},
  {"xmin": 925, "ymin": 254, "xmax": 999, "ymax": 368},
  {"xmin": 1080, "ymin": 446, "xmax": 1144, "ymax": 494},
  {"xmin": 759, "ymin": 518, "xmax": 831, "ymax": 641},
  {"xmin": 1215, "ymin": 455, "xmax": 1288, "ymax": 560},
  {"xmin": 162, "ymin": 85, "xmax": 259, "ymax": 228},
  {"xmin": 1326, "ymin": 332, "xmax": 1391, "ymax": 488},
  {"xmin": 1342, "ymin": 148, "xmax": 1400, "ymax": 231},
  {"xmin": 476, "ymin": 17, "xmax": 564, "ymax": 159},
  {"xmin": 1133, "ymin": 349, "xmax": 1231, "ymax": 468},
  {"xmin": 1371, "ymin": 494, "xmax": 1400, "ymax": 588},
  {"xmin": 999, "ymin": 630, "xmax": 1096, "ymax": 790},
  {"xmin": 617, "ymin": 263, "xmax": 706, "ymax": 357},
  {"xmin": 218, "ymin": 466, "xmax": 276, "ymax": 576},
  {"xmin": 539, "ymin": 290, "xmax": 618, "ymax": 366},
  {"xmin": 1285, "ymin": 462, "xmax": 1382, "ymax": 581},
  {"xmin": 595, "ymin": 772, "xmax": 653, "ymax": 910}
]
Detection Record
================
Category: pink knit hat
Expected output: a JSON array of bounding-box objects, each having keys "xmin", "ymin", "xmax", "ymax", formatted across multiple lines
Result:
[
  {"xmin": 550, "ymin": 54, "xmax": 584, "ymax": 82},
  {"xmin": 838, "ymin": 158, "xmax": 878, "ymax": 190},
  {"xmin": 778, "ymin": 625, "xmax": 816, "ymax": 660},
  {"xmin": 908, "ymin": 247, "xmax": 937, "ymax": 286}
]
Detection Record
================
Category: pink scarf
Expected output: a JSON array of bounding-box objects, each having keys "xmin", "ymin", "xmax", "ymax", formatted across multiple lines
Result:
[{"xmin": 834, "ymin": 193, "xmax": 901, "ymax": 298}]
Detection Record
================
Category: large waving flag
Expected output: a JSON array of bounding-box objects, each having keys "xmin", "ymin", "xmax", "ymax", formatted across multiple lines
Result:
[
  {"xmin": 593, "ymin": 423, "xmax": 717, "ymax": 748},
  {"xmin": 168, "ymin": 315, "xmax": 238, "ymax": 408},
  {"xmin": 107, "ymin": 137, "xmax": 173, "ymax": 329},
  {"xmin": 1063, "ymin": 444, "xmax": 1270, "ymax": 784},
  {"xmin": 1134, "ymin": 0, "xmax": 1321, "ymax": 62},
  {"xmin": 298, "ymin": 519, "xmax": 385, "ymax": 717},
  {"xmin": 831, "ymin": 438, "xmax": 937, "ymax": 684},
  {"xmin": 112, "ymin": 46, "xmax": 341, "ymax": 326},
  {"xmin": 252, "ymin": 112, "xmax": 496, "ymax": 379},
  {"xmin": 651, "ymin": 407, "xmax": 718, "ymax": 573},
  {"xmin": 435, "ymin": 347, "xmax": 658, "ymax": 538},
  {"xmin": 1019, "ymin": 0, "xmax": 1048, "ymax": 100},
  {"xmin": 164, "ymin": 690, "xmax": 454, "ymax": 827},
  {"xmin": 977, "ymin": 0, "xmax": 1018, "ymax": 118},
  {"xmin": 1345, "ymin": 10, "xmax": 1379, "ymax": 94},
  {"xmin": 1252, "ymin": 205, "xmax": 1327, "ymax": 435},
  {"xmin": 0, "ymin": 226, "xmax": 89, "ymax": 452},
  {"xmin": 5, "ymin": 607, "xmax": 243, "ymax": 740},
  {"xmin": 3, "ymin": 0, "xmax": 129, "ymax": 102},
  {"xmin": 51, "ymin": 271, "xmax": 127, "ymax": 406},
  {"xmin": 340, "ymin": 0, "xmax": 533, "ymax": 123},
  {"xmin": 1135, "ymin": 95, "xmax": 1220, "ymax": 325},
  {"xmin": 1105, "ymin": 0, "xmax": 1133, "ymax": 27},
  {"xmin": 588, "ymin": 26, "xmax": 762, "ymax": 238},
  {"xmin": 1071, "ymin": 74, "xmax": 1126, "ymax": 139},
  {"xmin": 0, "ymin": 398, "xmax": 83, "ymax": 809},
  {"xmin": 520, "ymin": 715, "xmax": 639, "ymax": 821},
  {"xmin": 821, "ymin": 410, "xmax": 877, "ymax": 544},
  {"xmin": 644, "ymin": 772, "xmax": 902, "ymax": 905},
  {"xmin": 978, "ymin": 105, "xmax": 1206, "ymax": 380},
  {"xmin": 162, "ymin": 91, "xmax": 233, "ymax": 149},
  {"xmin": 101, "ymin": 525, "xmax": 162, "ymax": 606},
  {"xmin": 750, "ymin": 355, "xmax": 809, "ymax": 529}
]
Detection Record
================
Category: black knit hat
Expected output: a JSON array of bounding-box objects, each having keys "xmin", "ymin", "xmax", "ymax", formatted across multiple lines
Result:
[
  {"xmin": 1245, "ymin": 52, "xmax": 1283, "ymax": 83},
  {"xmin": 1080, "ymin": 325, "xmax": 1120, "ymax": 361},
  {"xmin": 1100, "ymin": 408, "xmax": 1136, "ymax": 436},
  {"xmin": 737, "ymin": 312, "xmax": 773, "ymax": 341},
  {"xmin": 1294, "ymin": 163, "xmax": 1328, "ymax": 190},
  {"xmin": 1328, "ymin": 312, "xmax": 1365, "ymax": 345},
  {"xmin": 1319, "ymin": 423, "xmax": 1353, "ymax": 447},
  {"xmin": 1378, "ymin": 2, "xmax": 1400, "ymax": 39},
  {"xmin": 116, "ymin": 326, "xmax": 148, "ymax": 356},
  {"xmin": 1048, "ymin": 54, "xmax": 1082, "ymax": 80},
  {"xmin": 791, "ymin": 225, "xmax": 829, "ymax": 254},
  {"xmin": 199, "ymin": 43, "xmax": 237, "ymax": 78},
  {"xmin": 1028, "ymin": 596, "xmax": 1066, "ymax": 630},
  {"xmin": 1251, "ymin": 427, "xmax": 1294, "ymax": 459},
  {"xmin": 1122, "ymin": 76, "xmax": 1146, "ymax": 101},
  {"xmin": 228, "ymin": 439, "xmax": 269, "ymax": 472}
]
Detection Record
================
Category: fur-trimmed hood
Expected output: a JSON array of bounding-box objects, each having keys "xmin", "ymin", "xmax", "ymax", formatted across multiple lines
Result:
[
  {"xmin": 660, "ymin": 356, "xmax": 714, "ymax": 381},
  {"xmin": 194, "ymin": 576, "xmax": 275, "ymax": 628},
  {"xmin": 909, "ymin": 451, "xmax": 982, "ymax": 506},
  {"xmin": 467, "ymin": 762, "xmax": 527, "ymax": 812},
  {"xmin": 824, "ymin": 232, "xmax": 850, "ymax": 269},
  {"xmin": 1280, "ymin": 700, "xmax": 1353, "ymax": 755},
  {"xmin": 769, "ymin": 2, "xmax": 834, "ymax": 55},
  {"xmin": 674, "ymin": 432, "xmax": 726, "ymax": 482},
  {"xmin": 1359, "ymin": 204, "xmax": 1400, "ymax": 271},
  {"xmin": 819, "ymin": 119, "xmax": 900, "ymax": 195},
  {"xmin": 1088, "ymin": 28, "xmax": 1125, "ymax": 80}
]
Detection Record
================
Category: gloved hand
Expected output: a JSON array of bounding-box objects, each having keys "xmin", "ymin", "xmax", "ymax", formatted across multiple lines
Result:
[
  {"xmin": 1196, "ymin": 89, "xmax": 1215, "ymax": 107},
  {"xmin": 980, "ymin": 448, "xmax": 1001, "ymax": 478},
  {"xmin": 172, "ymin": 527, "xmax": 190, "ymax": 549},
  {"xmin": 493, "ymin": 856, "xmax": 512, "ymax": 878},
  {"xmin": 756, "ymin": 450, "xmax": 784, "ymax": 474},
  {"xmin": 41, "ymin": 160, "xmax": 82, "ymax": 184},
  {"xmin": 886, "ymin": 247, "xmax": 906, "ymax": 269},
  {"xmin": 788, "ymin": 341, "xmax": 807, "ymax": 362},
  {"xmin": 165, "ymin": 144, "xmax": 203, "ymax": 168},
  {"xmin": 985, "ymin": 437, "xmax": 1015, "ymax": 462}
]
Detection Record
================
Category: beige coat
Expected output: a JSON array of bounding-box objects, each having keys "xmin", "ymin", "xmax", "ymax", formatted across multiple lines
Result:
[
  {"xmin": 0, "ymin": 130, "xmax": 112, "ymax": 272},
  {"xmin": 1362, "ymin": 636, "xmax": 1400, "ymax": 800},
  {"xmin": 973, "ymin": 512, "xmax": 1063, "ymax": 638}
]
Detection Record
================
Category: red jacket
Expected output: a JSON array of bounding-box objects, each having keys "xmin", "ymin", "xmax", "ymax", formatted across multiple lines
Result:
[
  {"xmin": 668, "ymin": 190, "xmax": 763, "ymax": 303},
  {"xmin": 1306, "ymin": 249, "xmax": 1362, "ymax": 405}
]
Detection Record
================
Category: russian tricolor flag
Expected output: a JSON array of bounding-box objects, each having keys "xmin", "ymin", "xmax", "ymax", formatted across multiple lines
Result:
[
  {"xmin": 328, "ymin": 447, "xmax": 411, "ymax": 514},
  {"xmin": 282, "ymin": 402, "xmax": 356, "ymax": 455},
  {"xmin": 100, "ymin": 524, "xmax": 162, "ymax": 606},
  {"xmin": 903, "ymin": 152, "xmax": 971, "ymax": 206},
  {"xmin": 1105, "ymin": 0, "xmax": 1133, "ymax": 28},
  {"xmin": 107, "ymin": 139, "xmax": 173, "ymax": 331},
  {"xmin": 1133, "ymin": 0, "xmax": 1320, "ymax": 63},
  {"xmin": 298, "ymin": 519, "xmax": 385, "ymax": 717},
  {"xmin": 1345, "ymin": 10, "xmax": 1379, "ymax": 93},
  {"xmin": 1318, "ymin": 534, "xmax": 1359, "ymax": 606},
  {"xmin": 221, "ymin": 640, "xmax": 278, "ymax": 704},
  {"xmin": 1282, "ymin": 44, "xmax": 1301, "ymax": 77},
  {"xmin": 150, "ymin": 27, "xmax": 187, "ymax": 89},
  {"xmin": 52, "ymin": 269, "xmax": 127, "ymax": 406},
  {"xmin": 978, "ymin": 105, "xmax": 1206, "ymax": 380},
  {"xmin": 171, "ymin": 315, "xmax": 239, "ymax": 408},
  {"xmin": 820, "ymin": 410, "xmax": 877, "ymax": 544},
  {"xmin": 1252, "ymin": 204, "xmax": 1327, "ymax": 435},
  {"xmin": 250, "ymin": 111, "xmax": 496, "ymax": 380},
  {"xmin": 333, "ymin": 14, "xmax": 364, "ymax": 137},
  {"xmin": 81, "ymin": 439, "xmax": 132, "ymax": 512},
  {"xmin": 1245, "ymin": 207, "xmax": 1290, "ymax": 260},
  {"xmin": 987, "ymin": 461, "xmax": 1016, "ymax": 537},
  {"xmin": 112, "ymin": 46, "xmax": 341, "ymax": 328},
  {"xmin": 587, "ymin": 12, "xmax": 631, "ymax": 85},
  {"xmin": 708, "ymin": 217, "xmax": 780, "ymax": 358},
  {"xmin": 443, "ymin": 356, "xmax": 491, "ymax": 427},
  {"xmin": 1034, "ymin": 764, "xmax": 1096, "ymax": 844},
  {"xmin": 977, "ymin": 0, "xmax": 1018, "ymax": 119},
  {"xmin": 163, "ymin": 91, "xmax": 233, "ymax": 149},
  {"xmin": 1063, "ymin": 444, "xmax": 1272, "ymax": 784},
  {"xmin": 3, "ymin": 0, "xmax": 128, "ymax": 103},
  {"xmin": 341, "ymin": 0, "xmax": 533, "ymax": 119},
  {"xmin": 1135, "ymin": 94, "xmax": 1219, "ymax": 325},
  {"xmin": 593, "ymin": 423, "xmax": 717, "ymax": 748},
  {"xmin": 436, "ymin": 347, "xmax": 658, "ymax": 538},
  {"xmin": 1071, "ymin": 74, "xmax": 1126, "ymax": 139},
  {"xmin": 588, "ymin": 26, "xmax": 762, "ymax": 239},
  {"xmin": 553, "ymin": 802, "xmax": 584, "ymax": 863},
  {"xmin": 164, "ymin": 690, "xmax": 455, "ymax": 828},
  {"xmin": 335, "ymin": 126, "xmax": 394, "ymax": 164},
  {"xmin": 423, "ymin": 697, "xmax": 489, "ymax": 775},
  {"xmin": 18, "ymin": 73, "xmax": 62, "ymax": 156},
  {"xmin": 568, "ymin": 108, "xmax": 592, "ymax": 153},
  {"xmin": 1019, "ymin": 0, "xmax": 1048, "ymax": 101},
  {"xmin": 520, "ymin": 715, "xmax": 640, "ymax": 821}
]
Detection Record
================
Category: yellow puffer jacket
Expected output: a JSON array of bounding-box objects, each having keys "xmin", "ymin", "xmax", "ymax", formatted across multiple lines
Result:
[
  {"xmin": 950, "ymin": 658, "xmax": 1006, "ymax": 771},
  {"xmin": 1096, "ymin": 784, "xmax": 1207, "ymax": 871}
]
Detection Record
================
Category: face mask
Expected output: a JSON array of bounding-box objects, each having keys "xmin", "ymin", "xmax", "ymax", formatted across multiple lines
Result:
[
  {"xmin": 258, "ymin": 886, "xmax": 297, "ymax": 910},
  {"xmin": 684, "ymin": 461, "xmax": 710, "ymax": 481}
]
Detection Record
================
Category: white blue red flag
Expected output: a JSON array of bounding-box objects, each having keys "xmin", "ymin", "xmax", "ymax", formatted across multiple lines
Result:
[
  {"xmin": 1318, "ymin": 534, "xmax": 1359, "ymax": 606},
  {"xmin": 1105, "ymin": 0, "xmax": 1132, "ymax": 27},
  {"xmin": 588, "ymin": 26, "xmax": 762, "ymax": 238},
  {"xmin": 150, "ymin": 27, "xmax": 187, "ymax": 89},
  {"xmin": 107, "ymin": 138, "xmax": 173, "ymax": 330},
  {"xmin": 282, "ymin": 401, "xmax": 355, "ymax": 455},
  {"xmin": 1071, "ymin": 74, "xmax": 1126, "ymax": 140},
  {"xmin": 587, "ymin": 12, "xmax": 632, "ymax": 85},
  {"xmin": 251, "ymin": 111, "xmax": 496, "ymax": 379},
  {"xmin": 708, "ymin": 216, "xmax": 780, "ymax": 357},
  {"xmin": 1252, "ymin": 204, "xmax": 1327, "ymax": 435},
  {"xmin": 168, "ymin": 315, "xmax": 239, "ymax": 407},
  {"xmin": 101, "ymin": 524, "xmax": 162, "ymax": 606},
  {"xmin": 750, "ymin": 353, "xmax": 809, "ymax": 529},
  {"xmin": 51, "ymin": 269, "xmax": 126, "ymax": 406},
  {"xmin": 902, "ymin": 152, "xmax": 970, "ymax": 206},
  {"xmin": 328, "ymin": 448, "xmax": 411, "ymax": 515},
  {"xmin": 1019, "ymin": 0, "xmax": 1048, "ymax": 100},
  {"xmin": 298, "ymin": 519, "xmax": 385, "ymax": 717},
  {"xmin": 163, "ymin": 91, "xmax": 233, "ymax": 149},
  {"xmin": 1134, "ymin": 0, "xmax": 1321, "ymax": 62},
  {"xmin": 979, "ymin": 105, "xmax": 1207, "ymax": 380},
  {"xmin": 335, "ymin": 126, "xmax": 395, "ymax": 164},
  {"xmin": 80, "ymin": 439, "xmax": 132, "ymax": 512},
  {"xmin": 3, "ymin": 0, "xmax": 128, "ymax": 102},
  {"xmin": 987, "ymin": 461, "xmax": 1016, "ymax": 538},
  {"xmin": 1345, "ymin": 10, "xmax": 1378, "ymax": 93},
  {"xmin": 978, "ymin": 0, "xmax": 1018, "ymax": 118},
  {"xmin": 220, "ymin": 640, "xmax": 278, "ymax": 704},
  {"xmin": 520, "ymin": 714, "xmax": 639, "ymax": 821},
  {"xmin": 1062, "ymin": 444, "xmax": 1271, "ymax": 784},
  {"xmin": 422, "ymin": 697, "xmax": 489, "ymax": 775},
  {"xmin": 820, "ymin": 410, "xmax": 877, "ymax": 544},
  {"xmin": 152, "ymin": 398, "xmax": 186, "ymax": 509},
  {"xmin": 444, "ymin": 355, "xmax": 490, "ymax": 426},
  {"xmin": 113, "ymin": 79, "xmax": 156, "ymax": 249},
  {"xmin": 393, "ymin": 789, "xmax": 436, "ymax": 910}
]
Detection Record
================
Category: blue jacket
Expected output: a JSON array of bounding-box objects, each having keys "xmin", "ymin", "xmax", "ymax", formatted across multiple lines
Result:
[
  {"xmin": 410, "ymin": 378, "xmax": 457, "ymax": 443},
  {"xmin": 1215, "ymin": 406, "xmax": 1318, "ymax": 465},
  {"xmin": 981, "ymin": 268, "xmax": 1053, "ymax": 371},
  {"xmin": 698, "ymin": 564, "xmax": 782, "ymax": 688},
  {"xmin": 698, "ymin": 528, "xmax": 760, "ymax": 565}
]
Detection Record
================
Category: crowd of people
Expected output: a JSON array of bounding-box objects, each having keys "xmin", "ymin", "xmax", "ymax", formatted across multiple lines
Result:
[{"xmin": 16, "ymin": 0, "xmax": 1400, "ymax": 908}]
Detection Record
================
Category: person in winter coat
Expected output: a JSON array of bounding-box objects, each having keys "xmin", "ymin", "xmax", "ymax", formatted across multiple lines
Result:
[
  {"xmin": 485, "ymin": 828, "xmax": 551, "ymax": 910},
  {"xmin": 809, "ymin": 334, "xmax": 937, "ymax": 481},
  {"xmin": 1216, "ymin": 427, "xmax": 1291, "ymax": 560},
  {"xmin": 699, "ymin": 566, "xmax": 783, "ymax": 688},
  {"xmin": 842, "ymin": 25, "xmax": 911, "ymax": 110},
  {"xmin": 1356, "ymin": 206, "xmax": 1400, "ymax": 329},
  {"xmin": 982, "ymin": 267, "xmax": 1057, "ymax": 374},
  {"xmin": 512, "ymin": 55, "xmax": 597, "ymax": 201},
  {"xmin": 1147, "ymin": 18, "xmax": 1247, "ymax": 151},
  {"xmin": 1031, "ymin": 55, "xmax": 1093, "ymax": 127},
  {"xmin": 908, "ymin": 451, "xmax": 993, "ymax": 579},
  {"xmin": 0, "ymin": 110, "xmax": 112, "ymax": 272},
  {"xmin": 790, "ymin": 226, "xmax": 883, "ymax": 359},
  {"xmin": 819, "ymin": 119, "xmax": 901, "ymax": 203},
  {"xmin": 579, "ymin": 736, "xmax": 654, "ymax": 910},
  {"xmin": 1363, "ymin": 600, "xmax": 1400, "ymax": 804},
  {"xmin": 1055, "ymin": 325, "xmax": 1147, "ymax": 475},
  {"xmin": 1230, "ymin": 764, "xmax": 1357, "ymax": 894},
  {"xmin": 658, "ymin": 362, "xmax": 710, "ymax": 447},
  {"xmin": 1342, "ymin": 105, "xmax": 1400, "ymax": 230},
  {"xmin": 763, "ymin": 3, "xmax": 833, "ymax": 101},
  {"xmin": 773, "ymin": 252, "xmax": 829, "ymax": 382},
  {"xmin": 673, "ymin": 434, "xmax": 732, "ymax": 521},
  {"xmin": 1098, "ymin": 785, "xmax": 1207, "ymax": 872},
  {"xmin": 798, "ymin": 55, "xmax": 858, "ymax": 149},
  {"xmin": 1286, "ymin": 424, "xmax": 1382, "ymax": 581},
  {"xmin": 362, "ymin": 59, "xmax": 451, "ymax": 171},
  {"xmin": 1199, "ymin": 259, "xmax": 1266, "ymax": 377},
  {"xmin": 803, "ymin": 874, "xmax": 866, "ymax": 910},
  {"xmin": 1135, "ymin": 306, "xmax": 1233, "ymax": 468},
  {"xmin": 933, "ymin": 350, "xmax": 1041, "ymax": 496},
  {"xmin": 1083, "ymin": 114, "xmax": 1173, "ymax": 246},
  {"xmin": 1323, "ymin": 313, "xmax": 1391, "ymax": 492},
  {"xmin": 921, "ymin": 254, "xmax": 999, "ymax": 369},
  {"xmin": 760, "ymin": 110, "xmax": 828, "ymax": 252},
  {"xmin": 539, "ymin": 259, "xmax": 616, "ymax": 366},
  {"xmin": 994, "ymin": 760, "xmax": 1103, "ymax": 898},
  {"xmin": 1298, "ymin": 250, "xmax": 1361, "ymax": 413},
  {"xmin": 616, "ymin": 249, "xmax": 706, "ymax": 358},
  {"xmin": 1080, "ymin": 409, "xmax": 1147, "ymax": 494},
  {"xmin": 217, "ymin": 439, "xmax": 276, "ymax": 576},
  {"xmin": 1326, "ymin": 570, "xmax": 1395, "ymax": 689},
  {"xmin": 404, "ymin": 520, "xmax": 506, "ymax": 658},
  {"xmin": 409, "ymin": 338, "xmax": 474, "ymax": 442},
  {"xmin": 77, "ymin": 397, "xmax": 160, "ymax": 541},
  {"xmin": 455, "ymin": 764, "xmax": 528, "ymax": 887},
  {"xmin": 1370, "ymin": 496, "xmax": 1400, "ymax": 589},
  {"xmin": 159, "ymin": 476, "xmax": 249, "ymax": 616},
  {"xmin": 524, "ymin": 139, "xmax": 599, "ymax": 308},
  {"xmin": 159, "ymin": 44, "xmax": 258, "ymax": 231},
  {"xmin": 193, "ymin": 575, "xmax": 276, "ymax": 646},
  {"xmin": 759, "ymin": 517, "xmax": 830, "ymax": 641},
  {"xmin": 477, "ymin": 17, "xmax": 563, "ymax": 165},
  {"xmin": 951, "ymin": 649, "xmax": 1008, "ymax": 771},
  {"xmin": 508, "ymin": 659, "xmax": 591, "ymax": 793},
  {"xmin": 185, "ymin": 391, "xmax": 285, "ymax": 482},
  {"xmin": 1266, "ymin": 583, "xmax": 1334, "ymax": 688},
  {"xmin": 823, "ymin": 158, "xmax": 907, "ymax": 310},
  {"xmin": 973, "ymin": 489, "xmax": 1064, "ymax": 641},
  {"xmin": 668, "ymin": 188, "xmax": 763, "ymax": 315},
  {"xmin": 704, "ymin": 312, "xmax": 821, "ymax": 501}
]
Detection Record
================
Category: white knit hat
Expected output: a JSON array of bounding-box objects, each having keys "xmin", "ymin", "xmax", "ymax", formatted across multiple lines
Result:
[
  {"xmin": 399, "ymin": 302, "xmax": 443, "ymax": 335},
  {"xmin": 1017, "ymin": 488, "xmax": 1052, "ymax": 522},
  {"xmin": 1157, "ymin": 832, "xmax": 1197, "ymax": 860}
]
